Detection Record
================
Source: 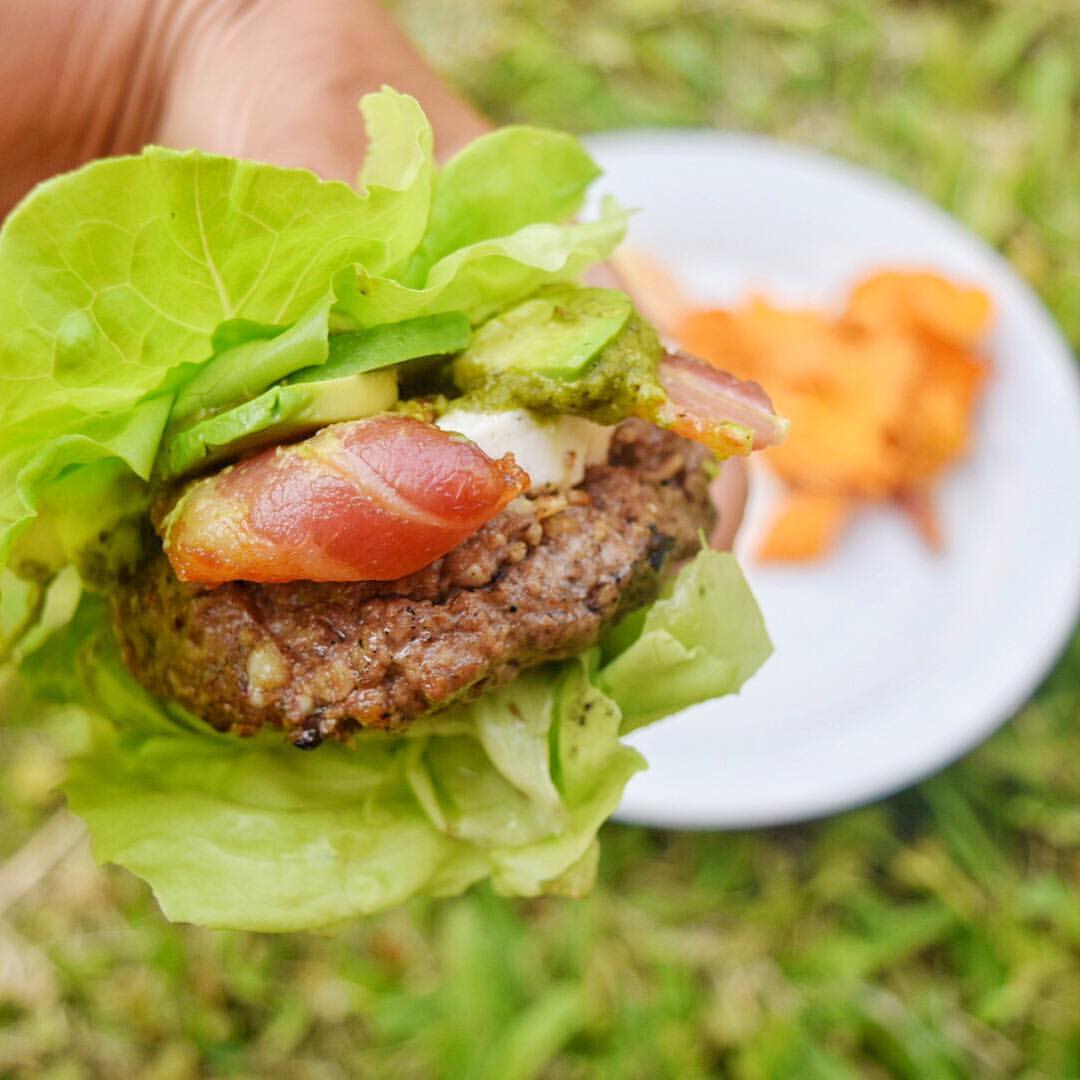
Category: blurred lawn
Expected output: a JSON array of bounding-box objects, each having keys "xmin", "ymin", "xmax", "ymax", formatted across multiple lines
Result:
[{"xmin": 2, "ymin": 1, "xmax": 1079, "ymax": 1076}]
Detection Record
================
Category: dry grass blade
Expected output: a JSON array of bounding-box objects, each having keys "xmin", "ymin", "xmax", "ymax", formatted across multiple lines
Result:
[{"xmin": 0, "ymin": 808, "xmax": 85, "ymax": 916}]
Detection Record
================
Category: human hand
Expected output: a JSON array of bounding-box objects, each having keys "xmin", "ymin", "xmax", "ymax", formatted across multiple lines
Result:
[{"xmin": 0, "ymin": 0, "xmax": 489, "ymax": 217}]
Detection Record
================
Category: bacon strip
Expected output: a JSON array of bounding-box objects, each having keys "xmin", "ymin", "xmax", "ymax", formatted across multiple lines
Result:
[
  {"xmin": 656, "ymin": 351, "xmax": 788, "ymax": 457},
  {"xmin": 162, "ymin": 415, "xmax": 529, "ymax": 584}
]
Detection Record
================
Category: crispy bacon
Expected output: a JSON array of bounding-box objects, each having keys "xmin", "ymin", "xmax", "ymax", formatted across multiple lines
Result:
[
  {"xmin": 161, "ymin": 415, "xmax": 529, "ymax": 585},
  {"xmin": 657, "ymin": 351, "xmax": 788, "ymax": 457}
]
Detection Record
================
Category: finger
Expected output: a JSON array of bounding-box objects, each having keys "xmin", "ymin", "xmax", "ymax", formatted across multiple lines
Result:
[
  {"xmin": 0, "ymin": 0, "xmax": 157, "ymax": 217},
  {"xmin": 710, "ymin": 458, "xmax": 749, "ymax": 551},
  {"xmin": 155, "ymin": 0, "xmax": 489, "ymax": 181}
]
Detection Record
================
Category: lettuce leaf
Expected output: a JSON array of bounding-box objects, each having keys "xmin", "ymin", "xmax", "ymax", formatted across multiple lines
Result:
[
  {"xmin": 333, "ymin": 197, "xmax": 627, "ymax": 328},
  {"xmin": 2, "ymin": 399, "xmax": 172, "ymax": 580},
  {"xmin": 598, "ymin": 548, "xmax": 774, "ymax": 731},
  {"xmin": 0, "ymin": 142, "xmax": 423, "ymax": 428},
  {"xmin": 46, "ymin": 551, "xmax": 769, "ymax": 931},
  {"xmin": 403, "ymin": 125, "xmax": 603, "ymax": 283},
  {"xmin": 352, "ymin": 87, "xmax": 436, "ymax": 273}
]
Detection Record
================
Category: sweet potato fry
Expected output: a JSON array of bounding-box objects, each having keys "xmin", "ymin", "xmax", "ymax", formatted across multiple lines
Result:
[
  {"xmin": 759, "ymin": 492, "xmax": 852, "ymax": 561},
  {"xmin": 894, "ymin": 340, "xmax": 988, "ymax": 482},
  {"xmin": 676, "ymin": 268, "xmax": 992, "ymax": 560},
  {"xmin": 847, "ymin": 270, "xmax": 993, "ymax": 347}
]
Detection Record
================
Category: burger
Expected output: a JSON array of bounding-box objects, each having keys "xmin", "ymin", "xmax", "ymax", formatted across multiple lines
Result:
[{"xmin": 0, "ymin": 89, "xmax": 784, "ymax": 931}]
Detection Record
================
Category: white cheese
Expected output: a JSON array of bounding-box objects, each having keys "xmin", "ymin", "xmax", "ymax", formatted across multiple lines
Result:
[{"xmin": 436, "ymin": 408, "xmax": 613, "ymax": 491}]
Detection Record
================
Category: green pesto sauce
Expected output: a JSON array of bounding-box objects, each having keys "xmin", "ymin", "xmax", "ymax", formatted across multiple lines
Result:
[{"xmin": 452, "ymin": 313, "xmax": 666, "ymax": 426}]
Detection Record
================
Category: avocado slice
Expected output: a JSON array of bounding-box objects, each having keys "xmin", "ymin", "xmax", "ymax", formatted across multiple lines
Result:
[
  {"xmin": 452, "ymin": 311, "xmax": 667, "ymax": 426},
  {"xmin": 168, "ymin": 310, "xmax": 470, "ymax": 430},
  {"xmin": 169, "ymin": 302, "xmax": 328, "ymax": 429},
  {"xmin": 453, "ymin": 286, "xmax": 632, "ymax": 383},
  {"xmin": 161, "ymin": 312, "xmax": 473, "ymax": 479},
  {"xmin": 288, "ymin": 311, "xmax": 471, "ymax": 383},
  {"xmin": 162, "ymin": 369, "xmax": 397, "ymax": 479}
]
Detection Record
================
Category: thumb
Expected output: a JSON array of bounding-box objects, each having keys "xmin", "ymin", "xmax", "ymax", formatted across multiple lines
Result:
[{"xmin": 155, "ymin": 0, "xmax": 488, "ymax": 180}]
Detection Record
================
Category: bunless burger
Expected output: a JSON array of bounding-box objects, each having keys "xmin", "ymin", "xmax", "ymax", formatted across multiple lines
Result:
[{"xmin": 0, "ymin": 90, "xmax": 783, "ymax": 930}]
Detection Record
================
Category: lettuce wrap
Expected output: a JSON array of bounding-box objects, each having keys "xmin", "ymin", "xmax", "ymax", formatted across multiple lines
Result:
[{"xmin": 0, "ymin": 88, "xmax": 770, "ymax": 931}]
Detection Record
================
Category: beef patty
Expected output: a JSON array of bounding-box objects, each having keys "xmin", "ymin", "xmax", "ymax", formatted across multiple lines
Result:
[{"xmin": 111, "ymin": 420, "xmax": 716, "ymax": 746}]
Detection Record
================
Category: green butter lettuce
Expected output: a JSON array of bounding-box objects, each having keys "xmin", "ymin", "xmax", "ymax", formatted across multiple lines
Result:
[
  {"xmin": 332, "ymin": 198, "xmax": 628, "ymax": 329},
  {"xmin": 33, "ymin": 551, "xmax": 769, "ymax": 932},
  {"xmin": 0, "ymin": 91, "xmax": 429, "ymax": 428},
  {"xmin": 599, "ymin": 550, "xmax": 773, "ymax": 731},
  {"xmin": 402, "ymin": 125, "xmax": 603, "ymax": 282},
  {"xmin": 0, "ymin": 87, "xmax": 624, "ymax": 590}
]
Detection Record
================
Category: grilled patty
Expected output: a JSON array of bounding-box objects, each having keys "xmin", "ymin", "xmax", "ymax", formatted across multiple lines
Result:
[{"xmin": 111, "ymin": 420, "xmax": 716, "ymax": 746}]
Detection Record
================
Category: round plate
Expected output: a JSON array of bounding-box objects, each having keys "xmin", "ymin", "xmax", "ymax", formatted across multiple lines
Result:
[{"xmin": 585, "ymin": 131, "xmax": 1080, "ymax": 829}]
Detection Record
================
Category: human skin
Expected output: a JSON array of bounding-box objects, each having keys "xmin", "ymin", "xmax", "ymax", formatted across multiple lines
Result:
[{"xmin": 0, "ymin": 0, "xmax": 489, "ymax": 217}]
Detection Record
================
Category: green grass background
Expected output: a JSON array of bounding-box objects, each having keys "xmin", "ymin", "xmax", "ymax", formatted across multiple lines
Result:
[{"xmin": 2, "ymin": 1, "xmax": 1079, "ymax": 1076}]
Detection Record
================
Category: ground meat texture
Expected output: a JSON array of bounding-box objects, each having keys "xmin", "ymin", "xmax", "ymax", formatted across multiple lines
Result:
[{"xmin": 111, "ymin": 420, "xmax": 716, "ymax": 745}]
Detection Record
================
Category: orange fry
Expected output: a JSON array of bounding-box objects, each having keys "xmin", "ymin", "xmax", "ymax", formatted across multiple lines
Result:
[
  {"xmin": 680, "ymin": 308, "xmax": 750, "ymax": 371},
  {"xmin": 676, "ymin": 267, "xmax": 993, "ymax": 560},
  {"xmin": 895, "ymin": 340, "xmax": 988, "ymax": 482},
  {"xmin": 758, "ymin": 492, "xmax": 852, "ymax": 562},
  {"xmin": 761, "ymin": 330, "xmax": 920, "ymax": 497},
  {"xmin": 846, "ymin": 270, "xmax": 993, "ymax": 347}
]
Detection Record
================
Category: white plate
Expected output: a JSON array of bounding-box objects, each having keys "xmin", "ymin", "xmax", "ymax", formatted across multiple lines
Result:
[{"xmin": 585, "ymin": 131, "xmax": 1080, "ymax": 829}]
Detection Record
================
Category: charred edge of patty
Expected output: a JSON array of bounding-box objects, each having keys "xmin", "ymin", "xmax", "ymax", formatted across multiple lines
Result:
[{"xmin": 110, "ymin": 420, "xmax": 717, "ymax": 745}]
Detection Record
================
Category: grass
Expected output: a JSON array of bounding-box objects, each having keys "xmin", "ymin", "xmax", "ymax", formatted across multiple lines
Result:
[{"xmin": 2, "ymin": 1, "xmax": 1079, "ymax": 1076}]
